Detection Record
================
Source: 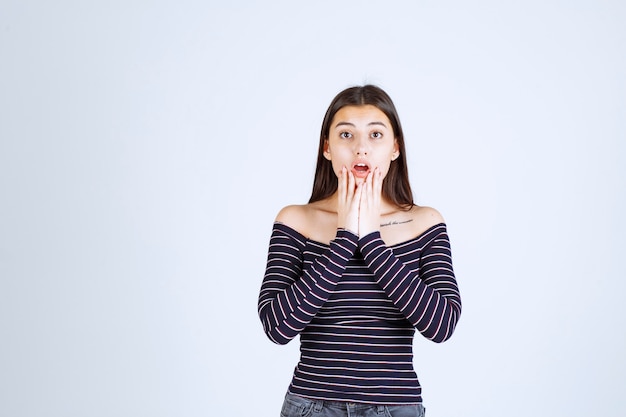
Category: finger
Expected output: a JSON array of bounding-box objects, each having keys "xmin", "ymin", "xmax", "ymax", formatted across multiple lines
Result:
[
  {"xmin": 338, "ymin": 166, "xmax": 347, "ymax": 203},
  {"xmin": 347, "ymin": 169, "xmax": 356, "ymax": 201},
  {"xmin": 359, "ymin": 180, "xmax": 367, "ymax": 209},
  {"xmin": 373, "ymin": 167, "xmax": 382, "ymax": 204},
  {"xmin": 354, "ymin": 180, "xmax": 364, "ymax": 209},
  {"xmin": 365, "ymin": 170, "xmax": 374, "ymax": 204}
]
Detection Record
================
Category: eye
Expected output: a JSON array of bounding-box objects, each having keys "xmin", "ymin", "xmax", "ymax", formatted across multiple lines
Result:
[
  {"xmin": 339, "ymin": 131, "xmax": 352, "ymax": 139},
  {"xmin": 371, "ymin": 131, "xmax": 383, "ymax": 139}
]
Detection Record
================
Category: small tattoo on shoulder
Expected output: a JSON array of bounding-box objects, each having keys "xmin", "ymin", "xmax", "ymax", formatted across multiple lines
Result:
[{"xmin": 380, "ymin": 219, "xmax": 413, "ymax": 227}]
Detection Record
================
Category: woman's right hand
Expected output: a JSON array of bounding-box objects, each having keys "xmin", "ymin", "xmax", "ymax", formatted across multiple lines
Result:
[{"xmin": 337, "ymin": 166, "xmax": 361, "ymax": 235}]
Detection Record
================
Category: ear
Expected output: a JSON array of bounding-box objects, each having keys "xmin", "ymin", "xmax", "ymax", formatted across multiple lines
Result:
[
  {"xmin": 323, "ymin": 140, "xmax": 331, "ymax": 161},
  {"xmin": 391, "ymin": 140, "xmax": 400, "ymax": 161}
]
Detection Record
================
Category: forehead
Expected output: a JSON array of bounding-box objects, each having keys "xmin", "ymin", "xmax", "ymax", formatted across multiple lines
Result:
[{"xmin": 331, "ymin": 105, "xmax": 391, "ymax": 128}]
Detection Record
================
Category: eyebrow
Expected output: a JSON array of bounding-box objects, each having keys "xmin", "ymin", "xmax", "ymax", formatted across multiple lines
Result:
[{"xmin": 334, "ymin": 121, "xmax": 388, "ymax": 128}]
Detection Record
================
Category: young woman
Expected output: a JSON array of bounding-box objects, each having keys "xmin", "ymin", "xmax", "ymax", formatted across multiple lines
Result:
[{"xmin": 258, "ymin": 85, "xmax": 462, "ymax": 417}]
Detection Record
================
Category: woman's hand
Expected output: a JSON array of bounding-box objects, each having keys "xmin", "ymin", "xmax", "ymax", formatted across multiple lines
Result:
[
  {"xmin": 358, "ymin": 167, "xmax": 383, "ymax": 237},
  {"xmin": 337, "ymin": 166, "xmax": 362, "ymax": 235}
]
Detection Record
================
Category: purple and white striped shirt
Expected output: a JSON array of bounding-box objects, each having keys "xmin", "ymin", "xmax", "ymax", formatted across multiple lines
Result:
[{"xmin": 258, "ymin": 222, "xmax": 461, "ymax": 404}]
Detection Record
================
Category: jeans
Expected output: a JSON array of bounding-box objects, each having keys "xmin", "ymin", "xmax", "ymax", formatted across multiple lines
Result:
[{"xmin": 280, "ymin": 393, "xmax": 426, "ymax": 417}]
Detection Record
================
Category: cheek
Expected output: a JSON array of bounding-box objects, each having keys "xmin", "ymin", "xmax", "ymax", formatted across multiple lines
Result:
[
  {"xmin": 327, "ymin": 149, "xmax": 350, "ymax": 176},
  {"xmin": 377, "ymin": 159, "xmax": 394, "ymax": 177}
]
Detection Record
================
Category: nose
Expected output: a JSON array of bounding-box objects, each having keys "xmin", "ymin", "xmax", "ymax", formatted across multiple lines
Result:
[{"xmin": 354, "ymin": 135, "xmax": 369, "ymax": 156}]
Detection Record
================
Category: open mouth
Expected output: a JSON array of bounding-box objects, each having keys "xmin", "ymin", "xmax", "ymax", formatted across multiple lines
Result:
[{"xmin": 352, "ymin": 163, "xmax": 370, "ymax": 177}]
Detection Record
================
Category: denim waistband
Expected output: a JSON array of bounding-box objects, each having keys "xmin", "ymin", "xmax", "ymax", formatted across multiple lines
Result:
[{"xmin": 286, "ymin": 392, "xmax": 418, "ymax": 412}]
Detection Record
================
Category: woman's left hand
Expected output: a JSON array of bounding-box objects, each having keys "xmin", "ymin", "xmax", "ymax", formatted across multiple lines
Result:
[{"xmin": 358, "ymin": 167, "xmax": 383, "ymax": 236}]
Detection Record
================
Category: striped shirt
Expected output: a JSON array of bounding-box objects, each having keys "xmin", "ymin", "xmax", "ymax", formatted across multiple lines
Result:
[{"xmin": 258, "ymin": 222, "xmax": 461, "ymax": 404}]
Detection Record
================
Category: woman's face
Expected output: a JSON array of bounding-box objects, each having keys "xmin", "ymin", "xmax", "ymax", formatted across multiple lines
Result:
[{"xmin": 324, "ymin": 105, "xmax": 399, "ymax": 184}]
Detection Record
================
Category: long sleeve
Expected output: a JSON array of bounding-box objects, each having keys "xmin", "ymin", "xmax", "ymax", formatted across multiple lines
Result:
[
  {"xmin": 258, "ymin": 223, "xmax": 358, "ymax": 345},
  {"xmin": 359, "ymin": 225, "xmax": 462, "ymax": 343}
]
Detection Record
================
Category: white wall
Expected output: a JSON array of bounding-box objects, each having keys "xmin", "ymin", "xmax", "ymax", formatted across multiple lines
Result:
[{"xmin": 1, "ymin": 1, "xmax": 624, "ymax": 416}]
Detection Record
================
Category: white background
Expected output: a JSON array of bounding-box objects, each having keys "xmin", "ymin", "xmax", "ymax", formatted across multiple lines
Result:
[{"xmin": 1, "ymin": 1, "xmax": 625, "ymax": 416}]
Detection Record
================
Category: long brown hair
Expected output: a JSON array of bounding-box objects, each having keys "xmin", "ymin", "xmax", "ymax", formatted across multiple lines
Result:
[{"xmin": 308, "ymin": 85, "xmax": 414, "ymax": 209}]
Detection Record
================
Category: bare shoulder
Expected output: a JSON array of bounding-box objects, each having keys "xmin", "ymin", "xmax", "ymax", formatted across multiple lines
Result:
[
  {"xmin": 407, "ymin": 205, "xmax": 446, "ymax": 236},
  {"xmin": 275, "ymin": 204, "xmax": 311, "ymax": 229},
  {"xmin": 380, "ymin": 204, "xmax": 446, "ymax": 245},
  {"xmin": 410, "ymin": 205, "xmax": 445, "ymax": 224},
  {"xmin": 275, "ymin": 202, "xmax": 337, "ymax": 244}
]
